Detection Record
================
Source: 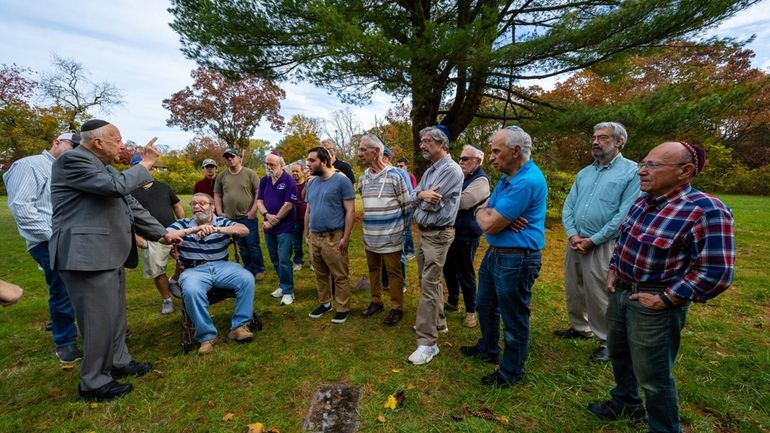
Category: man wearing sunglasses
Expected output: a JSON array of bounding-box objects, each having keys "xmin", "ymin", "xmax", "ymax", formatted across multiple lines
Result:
[{"xmin": 214, "ymin": 148, "xmax": 266, "ymax": 281}]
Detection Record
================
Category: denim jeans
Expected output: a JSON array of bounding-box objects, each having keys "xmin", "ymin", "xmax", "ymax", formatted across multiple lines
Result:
[
  {"xmin": 265, "ymin": 231, "xmax": 295, "ymax": 295},
  {"xmin": 179, "ymin": 261, "xmax": 255, "ymax": 343},
  {"xmin": 607, "ymin": 288, "xmax": 690, "ymax": 433},
  {"xmin": 474, "ymin": 249, "xmax": 541, "ymax": 381},
  {"xmin": 28, "ymin": 242, "xmax": 78, "ymax": 348},
  {"xmin": 291, "ymin": 221, "xmax": 304, "ymax": 265},
  {"xmin": 403, "ymin": 209, "xmax": 415, "ymax": 256},
  {"xmin": 233, "ymin": 217, "xmax": 265, "ymax": 275}
]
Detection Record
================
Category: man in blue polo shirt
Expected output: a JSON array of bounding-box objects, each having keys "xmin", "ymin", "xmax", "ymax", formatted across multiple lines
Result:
[
  {"xmin": 460, "ymin": 126, "xmax": 547, "ymax": 387},
  {"xmin": 257, "ymin": 153, "xmax": 299, "ymax": 306}
]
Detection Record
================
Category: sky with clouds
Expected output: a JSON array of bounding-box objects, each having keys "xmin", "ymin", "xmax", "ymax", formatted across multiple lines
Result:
[{"xmin": 2, "ymin": 0, "xmax": 768, "ymax": 150}]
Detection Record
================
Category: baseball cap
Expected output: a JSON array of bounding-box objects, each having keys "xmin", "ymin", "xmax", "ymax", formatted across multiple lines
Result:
[
  {"xmin": 383, "ymin": 146, "xmax": 393, "ymax": 157},
  {"xmin": 130, "ymin": 154, "xmax": 142, "ymax": 166},
  {"xmin": 222, "ymin": 148, "xmax": 238, "ymax": 158},
  {"xmin": 57, "ymin": 132, "xmax": 81, "ymax": 147},
  {"xmin": 201, "ymin": 158, "xmax": 218, "ymax": 168}
]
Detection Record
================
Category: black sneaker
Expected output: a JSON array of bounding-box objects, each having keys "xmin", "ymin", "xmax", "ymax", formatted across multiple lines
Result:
[
  {"xmin": 587, "ymin": 400, "xmax": 646, "ymax": 421},
  {"xmin": 111, "ymin": 360, "xmax": 152, "ymax": 379},
  {"xmin": 308, "ymin": 304, "xmax": 332, "ymax": 319},
  {"xmin": 56, "ymin": 344, "xmax": 83, "ymax": 364},
  {"xmin": 331, "ymin": 311, "xmax": 349, "ymax": 324},
  {"xmin": 444, "ymin": 302, "xmax": 459, "ymax": 312},
  {"xmin": 459, "ymin": 345, "xmax": 499, "ymax": 364},
  {"xmin": 480, "ymin": 371, "xmax": 518, "ymax": 388}
]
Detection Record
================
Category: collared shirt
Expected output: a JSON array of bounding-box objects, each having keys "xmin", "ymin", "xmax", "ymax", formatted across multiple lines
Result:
[
  {"xmin": 410, "ymin": 154, "xmax": 463, "ymax": 227},
  {"xmin": 610, "ymin": 184, "xmax": 735, "ymax": 302},
  {"xmin": 562, "ymin": 153, "xmax": 639, "ymax": 246},
  {"xmin": 484, "ymin": 160, "xmax": 548, "ymax": 250},
  {"xmin": 257, "ymin": 170, "xmax": 298, "ymax": 234},
  {"xmin": 167, "ymin": 216, "xmax": 236, "ymax": 262},
  {"xmin": 3, "ymin": 150, "xmax": 56, "ymax": 249}
]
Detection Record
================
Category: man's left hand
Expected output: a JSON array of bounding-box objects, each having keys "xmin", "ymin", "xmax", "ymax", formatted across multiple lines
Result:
[
  {"xmin": 163, "ymin": 232, "xmax": 184, "ymax": 245},
  {"xmin": 629, "ymin": 292, "xmax": 667, "ymax": 310}
]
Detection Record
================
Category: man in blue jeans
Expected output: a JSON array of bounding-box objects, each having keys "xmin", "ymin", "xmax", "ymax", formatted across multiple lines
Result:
[
  {"xmin": 588, "ymin": 141, "xmax": 735, "ymax": 433},
  {"xmin": 214, "ymin": 148, "xmax": 266, "ymax": 280},
  {"xmin": 166, "ymin": 193, "xmax": 256, "ymax": 355},
  {"xmin": 461, "ymin": 126, "xmax": 547, "ymax": 387},
  {"xmin": 4, "ymin": 132, "xmax": 83, "ymax": 365},
  {"xmin": 257, "ymin": 153, "xmax": 298, "ymax": 306}
]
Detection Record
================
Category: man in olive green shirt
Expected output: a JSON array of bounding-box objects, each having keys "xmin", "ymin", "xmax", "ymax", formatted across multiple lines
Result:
[{"xmin": 214, "ymin": 148, "xmax": 266, "ymax": 280}]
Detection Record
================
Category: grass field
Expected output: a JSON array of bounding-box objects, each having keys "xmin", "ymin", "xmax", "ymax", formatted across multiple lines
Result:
[{"xmin": 0, "ymin": 194, "xmax": 767, "ymax": 433}]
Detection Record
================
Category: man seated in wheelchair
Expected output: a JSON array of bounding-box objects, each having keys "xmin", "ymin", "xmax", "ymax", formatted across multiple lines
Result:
[{"xmin": 163, "ymin": 193, "xmax": 255, "ymax": 354}]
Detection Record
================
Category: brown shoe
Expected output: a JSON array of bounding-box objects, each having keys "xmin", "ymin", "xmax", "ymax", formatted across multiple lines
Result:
[
  {"xmin": 463, "ymin": 312, "xmax": 477, "ymax": 328},
  {"xmin": 383, "ymin": 309, "xmax": 403, "ymax": 326},
  {"xmin": 254, "ymin": 272, "xmax": 266, "ymax": 281},
  {"xmin": 227, "ymin": 325, "xmax": 254, "ymax": 342},
  {"xmin": 198, "ymin": 340, "xmax": 215, "ymax": 355},
  {"xmin": 361, "ymin": 302, "xmax": 384, "ymax": 317}
]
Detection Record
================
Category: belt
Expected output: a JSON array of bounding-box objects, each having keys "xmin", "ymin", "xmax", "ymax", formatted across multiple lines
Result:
[
  {"xmin": 312, "ymin": 229, "xmax": 343, "ymax": 237},
  {"xmin": 489, "ymin": 247, "xmax": 539, "ymax": 255},
  {"xmin": 615, "ymin": 279, "xmax": 669, "ymax": 293},
  {"xmin": 180, "ymin": 259, "xmax": 211, "ymax": 269},
  {"xmin": 417, "ymin": 224, "xmax": 453, "ymax": 232}
]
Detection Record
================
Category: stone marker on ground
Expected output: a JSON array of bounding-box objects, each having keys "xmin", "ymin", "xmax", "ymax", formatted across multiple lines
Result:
[{"xmin": 303, "ymin": 383, "xmax": 363, "ymax": 433}]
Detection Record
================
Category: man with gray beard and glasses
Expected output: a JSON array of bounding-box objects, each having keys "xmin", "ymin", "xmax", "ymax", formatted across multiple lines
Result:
[{"xmin": 164, "ymin": 193, "xmax": 256, "ymax": 355}]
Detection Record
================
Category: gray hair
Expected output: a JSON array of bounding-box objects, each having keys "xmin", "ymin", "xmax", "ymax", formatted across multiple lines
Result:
[
  {"xmin": 462, "ymin": 145, "xmax": 484, "ymax": 164},
  {"xmin": 288, "ymin": 161, "xmax": 305, "ymax": 171},
  {"xmin": 360, "ymin": 134, "xmax": 384, "ymax": 154},
  {"xmin": 79, "ymin": 125, "xmax": 110, "ymax": 144},
  {"xmin": 419, "ymin": 126, "xmax": 449, "ymax": 150},
  {"xmin": 192, "ymin": 192, "xmax": 214, "ymax": 205},
  {"xmin": 266, "ymin": 153, "xmax": 286, "ymax": 167},
  {"xmin": 320, "ymin": 139, "xmax": 336, "ymax": 149},
  {"xmin": 594, "ymin": 122, "xmax": 628, "ymax": 148},
  {"xmin": 498, "ymin": 128, "xmax": 533, "ymax": 160}
]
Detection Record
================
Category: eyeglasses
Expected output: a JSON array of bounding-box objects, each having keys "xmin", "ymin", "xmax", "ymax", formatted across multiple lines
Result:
[
  {"xmin": 264, "ymin": 162, "xmax": 278, "ymax": 167},
  {"xmin": 190, "ymin": 201, "xmax": 211, "ymax": 207},
  {"xmin": 420, "ymin": 138, "xmax": 435, "ymax": 145},
  {"xmin": 592, "ymin": 135, "xmax": 613, "ymax": 142},
  {"xmin": 459, "ymin": 156, "xmax": 479, "ymax": 162},
  {"xmin": 637, "ymin": 161, "xmax": 689, "ymax": 170}
]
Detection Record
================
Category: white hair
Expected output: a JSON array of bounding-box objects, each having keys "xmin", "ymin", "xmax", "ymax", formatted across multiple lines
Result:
[
  {"xmin": 462, "ymin": 145, "xmax": 484, "ymax": 164},
  {"xmin": 360, "ymin": 134, "xmax": 384, "ymax": 154}
]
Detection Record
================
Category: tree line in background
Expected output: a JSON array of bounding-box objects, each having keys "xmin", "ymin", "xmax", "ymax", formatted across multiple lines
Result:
[{"xmin": 2, "ymin": 41, "xmax": 769, "ymax": 208}]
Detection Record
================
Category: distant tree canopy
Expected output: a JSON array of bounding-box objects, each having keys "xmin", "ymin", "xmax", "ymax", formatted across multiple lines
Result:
[
  {"xmin": 169, "ymin": 0, "xmax": 758, "ymax": 172},
  {"xmin": 162, "ymin": 67, "xmax": 285, "ymax": 154}
]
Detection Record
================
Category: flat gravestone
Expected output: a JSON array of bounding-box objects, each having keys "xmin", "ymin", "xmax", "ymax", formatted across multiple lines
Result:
[{"xmin": 302, "ymin": 383, "xmax": 363, "ymax": 433}]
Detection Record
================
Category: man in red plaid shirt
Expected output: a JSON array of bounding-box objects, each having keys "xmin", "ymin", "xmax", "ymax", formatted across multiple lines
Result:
[{"xmin": 587, "ymin": 141, "xmax": 735, "ymax": 433}]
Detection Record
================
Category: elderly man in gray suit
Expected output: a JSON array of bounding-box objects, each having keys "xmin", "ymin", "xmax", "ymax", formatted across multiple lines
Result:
[{"xmin": 50, "ymin": 119, "xmax": 183, "ymax": 402}]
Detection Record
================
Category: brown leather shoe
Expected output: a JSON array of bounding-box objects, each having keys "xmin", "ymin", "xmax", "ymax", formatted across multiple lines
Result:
[
  {"xmin": 361, "ymin": 302, "xmax": 384, "ymax": 317},
  {"xmin": 227, "ymin": 325, "xmax": 253, "ymax": 342},
  {"xmin": 383, "ymin": 309, "xmax": 403, "ymax": 326}
]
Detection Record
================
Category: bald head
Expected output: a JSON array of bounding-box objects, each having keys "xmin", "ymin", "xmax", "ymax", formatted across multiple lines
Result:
[
  {"xmin": 638, "ymin": 141, "xmax": 699, "ymax": 197},
  {"xmin": 80, "ymin": 123, "xmax": 124, "ymax": 164}
]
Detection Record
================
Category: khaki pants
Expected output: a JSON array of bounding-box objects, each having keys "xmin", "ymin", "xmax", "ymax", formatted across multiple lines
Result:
[
  {"xmin": 310, "ymin": 231, "xmax": 351, "ymax": 312},
  {"xmin": 414, "ymin": 228, "xmax": 455, "ymax": 346},
  {"xmin": 365, "ymin": 250, "xmax": 404, "ymax": 310},
  {"xmin": 563, "ymin": 240, "xmax": 613, "ymax": 341}
]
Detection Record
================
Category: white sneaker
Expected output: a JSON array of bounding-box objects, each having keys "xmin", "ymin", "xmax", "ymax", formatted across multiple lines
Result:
[
  {"xmin": 270, "ymin": 288, "xmax": 283, "ymax": 298},
  {"xmin": 161, "ymin": 298, "xmax": 174, "ymax": 314},
  {"xmin": 293, "ymin": 263, "xmax": 302, "ymax": 272},
  {"xmin": 280, "ymin": 294, "xmax": 294, "ymax": 305},
  {"xmin": 408, "ymin": 344, "xmax": 439, "ymax": 365}
]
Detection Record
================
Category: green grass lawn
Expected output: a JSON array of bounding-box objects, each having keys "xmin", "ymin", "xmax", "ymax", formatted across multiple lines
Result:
[{"xmin": 0, "ymin": 194, "xmax": 767, "ymax": 433}]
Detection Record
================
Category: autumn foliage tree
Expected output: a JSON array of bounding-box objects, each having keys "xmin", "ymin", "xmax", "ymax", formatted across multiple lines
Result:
[
  {"xmin": 274, "ymin": 114, "xmax": 323, "ymax": 164},
  {"xmin": 162, "ymin": 67, "xmax": 285, "ymax": 155}
]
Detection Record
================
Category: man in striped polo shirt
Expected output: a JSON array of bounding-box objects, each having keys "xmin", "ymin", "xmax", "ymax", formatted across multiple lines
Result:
[
  {"xmin": 357, "ymin": 134, "xmax": 410, "ymax": 326},
  {"xmin": 4, "ymin": 132, "xmax": 82, "ymax": 365},
  {"xmin": 165, "ymin": 193, "xmax": 256, "ymax": 355}
]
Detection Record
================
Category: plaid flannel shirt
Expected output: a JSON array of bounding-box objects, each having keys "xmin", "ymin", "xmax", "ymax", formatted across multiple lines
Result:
[{"xmin": 609, "ymin": 183, "xmax": 735, "ymax": 302}]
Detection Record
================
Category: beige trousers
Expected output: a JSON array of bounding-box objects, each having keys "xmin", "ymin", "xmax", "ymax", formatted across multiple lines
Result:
[
  {"xmin": 414, "ymin": 228, "xmax": 455, "ymax": 346},
  {"xmin": 563, "ymin": 240, "xmax": 614, "ymax": 341},
  {"xmin": 310, "ymin": 230, "xmax": 351, "ymax": 312}
]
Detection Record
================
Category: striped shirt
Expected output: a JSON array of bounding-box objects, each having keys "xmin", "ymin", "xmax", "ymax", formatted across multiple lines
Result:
[
  {"xmin": 359, "ymin": 166, "xmax": 410, "ymax": 254},
  {"xmin": 167, "ymin": 216, "xmax": 236, "ymax": 262},
  {"xmin": 410, "ymin": 154, "xmax": 463, "ymax": 227},
  {"xmin": 3, "ymin": 150, "xmax": 55, "ymax": 250},
  {"xmin": 609, "ymin": 184, "xmax": 735, "ymax": 302}
]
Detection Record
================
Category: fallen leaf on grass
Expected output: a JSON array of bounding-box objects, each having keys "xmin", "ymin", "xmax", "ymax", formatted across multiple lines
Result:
[
  {"xmin": 407, "ymin": 384, "xmax": 416, "ymax": 390},
  {"xmin": 394, "ymin": 391, "xmax": 406, "ymax": 406},
  {"xmin": 266, "ymin": 428, "xmax": 280, "ymax": 433},
  {"xmin": 391, "ymin": 368, "xmax": 401, "ymax": 373},
  {"xmin": 464, "ymin": 405, "xmax": 514, "ymax": 430},
  {"xmin": 376, "ymin": 414, "xmax": 386, "ymax": 423},
  {"xmin": 208, "ymin": 400, "xmax": 216, "ymax": 408},
  {"xmin": 246, "ymin": 422, "xmax": 264, "ymax": 433},
  {"xmin": 222, "ymin": 412, "xmax": 235, "ymax": 421},
  {"xmin": 89, "ymin": 402, "xmax": 98, "ymax": 409},
  {"xmin": 384, "ymin": 395, "xmax": 397, "ymax": 410}
]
